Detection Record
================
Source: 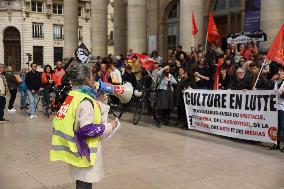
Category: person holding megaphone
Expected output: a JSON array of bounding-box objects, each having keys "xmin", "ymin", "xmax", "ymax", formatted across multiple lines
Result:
[{"xmin": 50, "ymin": 61, "xmax": 119, "ymax": 189}]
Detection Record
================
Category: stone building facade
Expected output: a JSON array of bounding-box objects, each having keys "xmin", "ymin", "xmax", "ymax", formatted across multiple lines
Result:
[
  {"xmin": 0, "ymin": 0, "xmax": 114, "ymax": 71},
  {"xmin": 112, "ymin": 0, "xmax": 284, "ymax": 57},
  {"xmin": 1, "ymin": 0, "xmax": 284, "ymax": 71}
]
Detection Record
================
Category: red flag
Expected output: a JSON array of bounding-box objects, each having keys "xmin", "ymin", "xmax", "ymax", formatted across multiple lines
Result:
[
  {"xmin": 213, "ymin": 58, "xmax": 223, "ymax": 90},
  {"xmin": 266, "ymin": 24, "xmax": 284, "ymax": 66},
  {"xmin": 192, "ymin": 11, "xmax": 198, "ymax": 36},
  {"xmin": 129, "ymin": 53, "xmax": 155, "ymax": 70},
  {"xmin": 207, "ymin": 12, "xmax": 220, "ymax": 43}
]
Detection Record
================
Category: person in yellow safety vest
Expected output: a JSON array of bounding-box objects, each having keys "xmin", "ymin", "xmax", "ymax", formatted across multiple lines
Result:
[{"xmin": 50, "ymin": 62, "xmax": 119, "ymax": 189}]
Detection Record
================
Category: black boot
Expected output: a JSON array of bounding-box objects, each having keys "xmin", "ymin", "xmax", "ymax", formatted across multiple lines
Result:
[
  {"xmin": 156, "ymin": 120, "xmax": 161, "ymax": 128},
  {"xmin": 270, "ymin": 144, "xmax": 280, "ymax": 150},
  {"xmin": 76, "ymin": 180, "xmax": 92, "ymax": 189}
]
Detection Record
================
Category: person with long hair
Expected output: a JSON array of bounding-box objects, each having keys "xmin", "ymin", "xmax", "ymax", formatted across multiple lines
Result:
[
  {"xmin": 174, "ymin": 67, "xmax": 196, "ymax": 129},
  {"xmin": 224, "ymin": 57, "xmax": 237, "ymax": 78},
  {"xmin": 41, "ymin": 64, "xmax": 56, "ymax": 108},
  {"xmin": 5, "ymin": 66, "xmax": 19, "ymax": 112},
  {"xmin": 19, "ymin": 67, "xmax": 28, "ymax": 109},
  {"xmin": 42, "ymin": 64, "xmax": 55, "ymax": 87},
  {"xmin": 193, "ymin": 57, "xmax": 211, "ymax": 89},
  {"xmin": 155, "ymin": 65, "xmax": 177, "ymax": 127}
]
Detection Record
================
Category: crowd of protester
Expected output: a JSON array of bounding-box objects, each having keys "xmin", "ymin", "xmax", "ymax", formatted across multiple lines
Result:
[
  {"xmin": 0, "ymin": 40, "xmax": 283, "ymax": 150},
  {"xmin": 0, "ymin": 61, "xmax": 67, "ymax": 121},
  {"xmin": 91, "ymin": 41, "xmax": 284, "ymax": 150}
]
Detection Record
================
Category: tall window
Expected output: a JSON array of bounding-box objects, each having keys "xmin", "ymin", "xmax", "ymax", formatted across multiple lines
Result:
[
  {"xmin": 211, "ymin": 0, "xmax": 242, "ymax": 41},
  {"xmin": 33, "ymin": 46, "xmax": 43, "ymax": 65},
  {"xmin": 78, "ymin": 27, "xmax": 83, "ymax": 41},
  {"xmin": 53, "ymin": 25, "xmax": 64, "ymax": 39},
  {"xmin": 53, "ymin": 4, "xmax": 63, "ymax": 15},
  {"xmin": 54, "ymin": 47, "xmax": 63, "ymax": 64},
  {"xmin": 31, "ymin": 1, "xmax": 43, "ymax": 13},
  {"xmin": 32, "ymin": 23, "xmax": 44, "ymax": 38},
  {"xmin": 165, "ymin": 1, "xmax": 180, "ymax": 51},
  {"xmin": 78, "ymin": 7, "xmax": 83, "ymax": 17}
]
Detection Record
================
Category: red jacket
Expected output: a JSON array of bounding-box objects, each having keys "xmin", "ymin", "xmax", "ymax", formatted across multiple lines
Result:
[
  {"xmin": 54, "ymin": 68, "xmax": 65, "ymax": 86},
  {"xmin": 42, "ymin": 72, "xmax": 56, "ymax": 86}
]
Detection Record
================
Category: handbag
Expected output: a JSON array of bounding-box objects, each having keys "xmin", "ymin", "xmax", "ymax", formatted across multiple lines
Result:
[{"xmin": 15, "ymin": 75, "xmax": 23, "ymax": 83}]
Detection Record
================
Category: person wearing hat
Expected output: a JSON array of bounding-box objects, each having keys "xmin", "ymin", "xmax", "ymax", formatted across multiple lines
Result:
[{"xmin": 50, "ymin": 62, "xmax": 118, "ymax": 189}]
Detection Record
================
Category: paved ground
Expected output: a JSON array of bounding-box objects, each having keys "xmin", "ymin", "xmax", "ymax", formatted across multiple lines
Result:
[{"xmin": 0, "ymin": 104, "xmax": 284, "ymax": 189}]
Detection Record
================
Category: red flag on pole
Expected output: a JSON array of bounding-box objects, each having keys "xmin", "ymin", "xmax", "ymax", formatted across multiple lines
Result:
[
  {"xmin": 207, "ymin": 12, "xmax": 220, "ymax": 43},
  {"xmin": 128, "ymin": 53, "xmax": 155, "ymax": 70},
  {"xmin": 192, "ymin": 11, "xmax": 198, "ymax": 36},
  {"xmin": 266, "ymin": 24, "xmax": 284, "ymax": 66},
  {"xmin": 213, "ymin": 58, "xmax": 223, "ymax": 90}
]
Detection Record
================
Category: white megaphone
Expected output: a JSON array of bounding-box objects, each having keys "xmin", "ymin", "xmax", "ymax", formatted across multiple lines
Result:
[{"xmin": 95, "ymin": 80, "xmax": 133, "ymax": 104}]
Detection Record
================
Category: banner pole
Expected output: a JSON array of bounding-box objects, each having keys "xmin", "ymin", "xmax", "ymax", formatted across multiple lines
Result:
[{"xmin": 253, "ymin": 58, "xmax": 267, "ymax": 89}]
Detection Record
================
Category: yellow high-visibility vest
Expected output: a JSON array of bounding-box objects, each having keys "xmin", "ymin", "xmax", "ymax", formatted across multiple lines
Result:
[{"xmin": 50, "ymin": 90, "xmax": 102, "ymax": 168}]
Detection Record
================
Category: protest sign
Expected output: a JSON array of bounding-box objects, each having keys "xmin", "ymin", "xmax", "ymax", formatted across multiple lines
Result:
[
  {"xmin": 227, "ymin": 31, "xmax": 267, "ymax": 44},
  {"xmin": 184, "ymin": 89, "xmax": 278, "ymax": 144}
]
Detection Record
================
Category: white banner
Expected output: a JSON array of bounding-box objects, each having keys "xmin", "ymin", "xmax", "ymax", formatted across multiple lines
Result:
[{"xmin": 184, "ymin": 90, "xmax": 278, "ymax": 144}]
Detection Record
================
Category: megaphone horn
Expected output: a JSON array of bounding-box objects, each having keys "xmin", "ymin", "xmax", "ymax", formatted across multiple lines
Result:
[
  {"xmin": 112, "ymin": 82, "xmax": 133, "ymax": 104},
  {"xmin": 95, "ymin": 80, "xmax": 133, "ymax": 104}
]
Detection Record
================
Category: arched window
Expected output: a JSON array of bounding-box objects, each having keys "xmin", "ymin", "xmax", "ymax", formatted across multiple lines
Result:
[
  {"xmin": 3, "ymin": 27, "xmax": 21, "ymax": 72},
  {"xmin": 165, "ymin": 1, "xmax": 180, "ymax": 51}
]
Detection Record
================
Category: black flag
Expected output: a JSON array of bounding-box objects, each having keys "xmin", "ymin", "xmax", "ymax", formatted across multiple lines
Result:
[{"xmin": 75, "ymin": 43, "xmax": 91, "ymax": 64}]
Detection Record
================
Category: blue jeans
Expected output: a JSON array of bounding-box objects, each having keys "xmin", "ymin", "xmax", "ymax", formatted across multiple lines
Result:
[
  {"xmin": 278, "ymin": 110, "xmax": 284, "ymax": 142},
  {"xmin": 27, "ymin": 90, "xmax": 39, "ymax": 115},
  {"xmin": 19, "ymin": 90, "xmax": 27, "ymax": 108}
]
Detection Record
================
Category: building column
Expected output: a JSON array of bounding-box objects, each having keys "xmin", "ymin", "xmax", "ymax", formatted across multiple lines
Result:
[
  {"xmin": 127, "ymin": 0, "xmax": 147, "ymax": 53},
  {"xmin": 260, "ymin": 0, "xmax": 284, "ymax": 50},
  {"xmin": 63, "ymin": 0, "xmax": 78, "ymax": 59},
  {"xmin": 114, "ymin": 0, "xmax": 127, "ymax": 55},
  {"xmin": 91, "ymin": 0, "xmax": 108, "ymax": 57},
  {"xmin": 180, "ymin": 0, "xmax": 204, "ymax": 53}
]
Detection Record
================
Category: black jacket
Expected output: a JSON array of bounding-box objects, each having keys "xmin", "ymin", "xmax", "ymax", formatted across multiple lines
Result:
[
  {"xmin": 5, "ymin": 72, "xmax": 18, "ymax": 90},
  {"xmin": 251, "ymin": 75, "xmax": 272, "ymax": 90},
  {"xmin": 122, "ymin": 71, "xmax": 137, "ymax": 88},
  {"xmin": 220, "ymin": 75, "xmax": 231, "ymax": 90},
  {"xmin": 228, "ymin": 76, "xmax": 251, "ymax": 90},
  {"xmin": 25, "ymin": 71, "xmax": 42, "ymax": 91},
  {"xmin": 174, "ymin": 76, "xmax": 196, "ymax": 107}
]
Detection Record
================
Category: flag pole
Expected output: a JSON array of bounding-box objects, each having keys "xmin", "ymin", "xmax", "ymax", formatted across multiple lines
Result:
[
  {"xmin": 146, "ymin": 69, "xmax": 156, "ymax": 83},
  {"xmin": 253, "ymin": 58, "xmax": 267, "ymax": 89},
  {"xmin": 204, "ymin": 32, "xmax": 208, "ymax": 53},
  {"xmin": 192, "ymin": 35, "xmax": 195, "ymax": 49}
]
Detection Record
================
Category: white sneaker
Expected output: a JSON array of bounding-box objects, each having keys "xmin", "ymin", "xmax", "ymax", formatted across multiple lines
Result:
[
  {"xmin": 7, "ymin": 108, "xmax": 16, "ymax": 113},
  {"xmin": 30, "ymin": 115, "xmax": 37, "ymax": 119}
]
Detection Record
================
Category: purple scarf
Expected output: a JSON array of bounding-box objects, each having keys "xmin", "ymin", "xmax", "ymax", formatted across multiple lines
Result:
[{"xmin": 74, "ymin": 124, "xmax": 105, "ymax": 161}]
